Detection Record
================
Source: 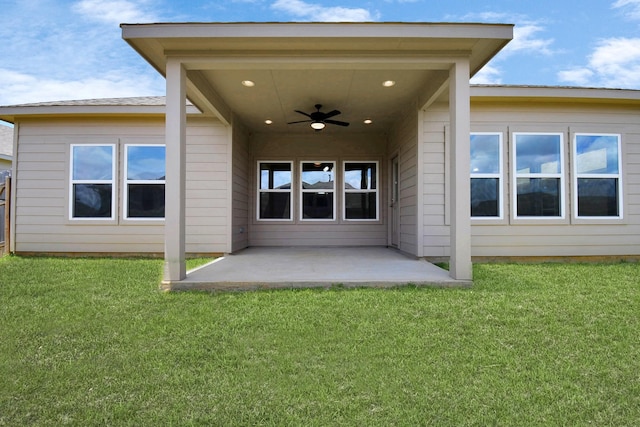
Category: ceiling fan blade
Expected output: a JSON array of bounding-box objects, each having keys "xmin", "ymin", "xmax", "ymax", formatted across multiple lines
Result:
[
  {"xmin": 322, "ymin": 110, "xmax": 341, "ymax": 119},
  {"xmin": 325, "ymin": 119, "xmax": 350, "ymax": 127},
  {"xmin": 294, "ymin": 110, "xmax": 313, "ymax": 118},
  {"xmin": 287, "ymin": 119, "xmax": 313, "ymax": 124}
]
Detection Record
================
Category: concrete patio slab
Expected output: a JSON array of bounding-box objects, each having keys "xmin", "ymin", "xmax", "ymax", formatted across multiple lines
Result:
[{"xmin": 163, "ymin": 247, "xmax": 472, "ymax": 291}]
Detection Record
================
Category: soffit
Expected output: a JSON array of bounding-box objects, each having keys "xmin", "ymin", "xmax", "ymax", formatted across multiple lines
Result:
[{"xmin": 122, "ymin": 22, "xmax": 513, "ymax": 134}]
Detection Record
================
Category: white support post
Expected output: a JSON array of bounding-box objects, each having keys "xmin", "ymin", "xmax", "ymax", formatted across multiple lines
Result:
[
  {"xmin": 448, "ymin": 59, "xmax": 473, "ymax": 281},
  {"xmin": 164, "ymin": 58, "xmax": 187, "ymax": 283}
]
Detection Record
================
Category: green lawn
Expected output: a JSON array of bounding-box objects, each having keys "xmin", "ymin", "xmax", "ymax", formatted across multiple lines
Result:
[{"xmin": 1, "ymin": 256, "xmax": 639, "ymax": 426}]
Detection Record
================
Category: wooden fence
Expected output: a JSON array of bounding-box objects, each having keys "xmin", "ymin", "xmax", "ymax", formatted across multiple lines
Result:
[{"xmin": 0, "ymin": 177, "xmax": 10, "ymax": 256}]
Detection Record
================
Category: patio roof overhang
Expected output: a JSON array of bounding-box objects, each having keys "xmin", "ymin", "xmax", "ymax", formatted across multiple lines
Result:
[{"xmin": 121, "ymin": 22, "xmax": 513, "ymax": 133}]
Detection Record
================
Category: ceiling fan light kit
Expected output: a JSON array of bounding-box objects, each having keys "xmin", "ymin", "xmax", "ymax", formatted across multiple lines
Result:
[{"xmin": 287, "ymin": 104, "xmax": 350, "ymax": 131}]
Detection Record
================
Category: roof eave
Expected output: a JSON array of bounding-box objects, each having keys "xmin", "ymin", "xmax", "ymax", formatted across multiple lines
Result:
[
  {"xmin": 471, "ymin": 85, "xmax": 640, "ymax": 104},
  {"xmin": 0, "ymin": 104, "xmax": 201, "ymax": 123}
]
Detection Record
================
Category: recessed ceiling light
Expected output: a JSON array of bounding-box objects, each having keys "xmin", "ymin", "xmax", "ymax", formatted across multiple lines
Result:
[
  {"xmin": 241, "ymin": 80, "xmax": 255, "ymax": 87},
  {"xmin": 364, "ymin": 119, "xmax": 373, "ymax": 124},
  {"xmin": 382, "ymin": 80, "xmax": 396, "ymax": 87},
  {"xmin": 265, "ymin": 119, "xmax": 273, "ymax": 125}
]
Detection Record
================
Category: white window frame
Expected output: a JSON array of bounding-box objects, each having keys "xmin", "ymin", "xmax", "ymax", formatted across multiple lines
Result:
[
  {"xmin": 343, "ymin": 160, "xmax": 379, "ymax": 221},
  {"xmin": 123, "ymin": 144, "xmax": 166, "ymax": 221},
  {"xmin": 300, "ymin": 160, "xmax": 336, "ymax": 222},
  {"xmin": 572, "ymin": 133, "xmax": 623, "ymax": 220},
  {"xmin": 257, "ymin": 161, "xmax": 293, "ymax": 221},
  {"xmin": 69, "ymin": 143, "xmax": 116, "ymax": 221},
  {"xmin": 512, "ymin": 132, "xmax": 565, "ymax": 220},
  {"xmin": 470, "ymin": 132, "xmax": 504, "ymax": 220}
]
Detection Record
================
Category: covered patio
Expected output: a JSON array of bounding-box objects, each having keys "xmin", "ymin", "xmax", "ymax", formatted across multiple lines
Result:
[
  {"xmin": 165, "ymin": 246, "xmax": 470, "ymax": 291},
  {"xmin": 121, "ymin": 22, "xmax": 513, "ymax": 288}
]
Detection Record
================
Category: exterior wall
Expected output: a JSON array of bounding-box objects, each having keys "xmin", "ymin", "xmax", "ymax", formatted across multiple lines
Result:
[
  {"xmin": 470, "ymin": 100, "xmax": 640, "ymax": 258},
  {"xmin": 420, "ymin": 98, "xmax": 640, "ymax": 259},
  {"xmin": 185, "ymin": 117, "xmax": 230, "ymax": 254},
  {"xmin": 13, "ymin": 116, "xmax": 229, "ymax": 255},
  {"xmin": 387, "ymin": 104, "xmax": 419, "ymax": 256},
  {"xmin": 248, "ymin": 132, "xmax": 387, "ymax": 247},
  {"xmin": 419, "ymin": 102, "xmax": 450, "ymax": 258},
  {"xmin": 231, "ymin": 117, "xmax": 250, "ymax": 252}
]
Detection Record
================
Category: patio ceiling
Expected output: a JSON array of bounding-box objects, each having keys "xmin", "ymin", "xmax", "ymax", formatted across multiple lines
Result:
[{"xmin": 122, "ymin": 22, "xmax": 513, "ymax": 134}]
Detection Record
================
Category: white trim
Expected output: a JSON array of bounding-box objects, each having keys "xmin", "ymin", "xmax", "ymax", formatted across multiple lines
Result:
[
  {"xmin": 123, "ymin": 143, "xmax": 166, "ymax": 221},
  {"xmin": 300, "ymin": 160, "xmax": 336, "ymax": 222},
  {"xmin": 572, "ymin": 133, "xmax": 623, "ymax": 220},
  {"xmin": 256, "ymin": 160, "xmax": 294, "ymax": 221},
  {"xmin": 512, "ymin": 132, "xmax": 565, "ymax": 220},
  {"xmin": 470, "ymin": 132, "xmax": 504, "ymax": 220},
  {"xmin": 69, "ymin": 143, "xmax": 116, "ymax": 221}
]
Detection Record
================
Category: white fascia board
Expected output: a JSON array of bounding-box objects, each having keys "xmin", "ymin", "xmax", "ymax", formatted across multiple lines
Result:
[
  {"xmin": 121, "ymin": 22, "xmax": 514, "ymax": 41},
  {"xmin": 471, "ymin": 85, "xmax": 640, "ymax": 103}
]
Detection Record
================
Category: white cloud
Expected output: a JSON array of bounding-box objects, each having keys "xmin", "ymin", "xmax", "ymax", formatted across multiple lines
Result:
[
  {"xmin": 453, "ymin": 12, "xmax": 555, "ymax": 57},
  {"xmin": 613, "ymin": 0, "xmax": 640, "ymax": 20},
  {"xmin": 502, "ymin": 23, "xmax": 555, "ymax": 56},
  {"xmin": 271, "ymin": 0, "xmax": 377, "ymax": 21},
  {"xmin": 557, "ymin": 68, "xmax": 594, "ymax": 86},
  {"xmin": 471, "ymin": 64, "xmax": 503, "ymax": 85},
  {"xmin": 558, "ymin": 37, "xmax": 640, "ymax": 88},
  {"xmin": 0, "ymin": 68, "xmax": 164, "ymax": 105},
  {"xmin": 73, "ymin": 0, "xmax": 159, "ymax": 25}
]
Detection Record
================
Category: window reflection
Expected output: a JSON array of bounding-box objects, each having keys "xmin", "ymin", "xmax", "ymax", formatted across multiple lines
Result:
[
  {"xmin": 470, "ymin": 133, "xmax": 502, "ymax": 218},
  {"xmin": 73, "ymin": 145, "xmax": 113, "ymax": 180},
  {"xmin": 574, "ymin": 134, "xmax": 621, "ymax": 218},
  {"xmin": 515, "ymin": 134, "xmax": 561, "ymax": 174},
  {"xmin": 258, "ymin": 162, "xmax": 292, "ymax": 220},
  {"xmin": 301, "ymin": 162, "xmax": 335, "ymax": 220},
  {"xmin": 576, "ymin": 135, "xmax": 619, "ymax": 174},
  {"xmin": 260, "ymin": 163, "xmax": 292, "ymax": 190},
  {"xmin": 302, "ymin": 163, "xmax": 334, "ymax": 190},
  {"xmin": 127, "ymin": 146, "xmax": 165, "ymax": 180},
  {"xmin": 470, "ymin": 134, "xmax": 500, "ymax": 174}
]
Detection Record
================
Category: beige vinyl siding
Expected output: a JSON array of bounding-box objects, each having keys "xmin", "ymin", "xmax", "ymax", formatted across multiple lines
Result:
[
  {"xmin": 248, "ymin": 133, "xmax": 387, "ymax": 247},
  {"xmin": 185, "ymin": 117, "xmax": 230, "ymax": 254},
  {"xmin": 470, "ymin": 100, "xmax": 640, "ymax": 257},
  {"xmin": 231, "ymin": 117, "xmax": 250, "ymax": 252},
  {"xmin": 419, "ymin": 102, "xmax": 450, "ymax": 258},
  {"xmin": 387, "ymin": 105, "xmax": 419, "ymax": 255},
  {"xmin": 14, "ymin": 116, "xmax": 229, "ymax": 255}
]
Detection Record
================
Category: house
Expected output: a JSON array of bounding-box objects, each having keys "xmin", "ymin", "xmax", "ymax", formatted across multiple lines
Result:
[
  {"xmin": 0, "ymin": 124, "xmax": 12, "ymax": 176},
  {"xmin": 0, "ymin": 22, "xmax": 638, "ymax": 285}
]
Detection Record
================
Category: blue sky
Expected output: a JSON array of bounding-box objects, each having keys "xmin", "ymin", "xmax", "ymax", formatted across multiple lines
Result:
[{"xmin": 1, "ymin": 0, "xmax": 640, "ymax": 106}]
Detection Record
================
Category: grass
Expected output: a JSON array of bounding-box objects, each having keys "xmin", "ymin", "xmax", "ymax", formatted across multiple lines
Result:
[{"xmin": 0, "ymin": 256, "xmax": 639, "ymax": 426}]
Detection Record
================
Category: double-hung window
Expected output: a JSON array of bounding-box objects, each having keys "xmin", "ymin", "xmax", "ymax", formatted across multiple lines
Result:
[
  {"xmin": 513, "ymin": 133, "xmax": 564, "ymax": 218},
  {"xmin": 470, "ymin": 133, "xmax": 503, "ymax": 218},
  {"xmin": 574, "ymin": 134, "xmax": 622, "ymax": 218},
  {"xmin": 301, "ymin": 161, "xmax": 335, "ymax": 220},
  {"xmin": 257, "ymin": 161, "xmax": 293, "ymax": 220},
  {"xmin": 70, "ymin": 144, "xmax": 115, "ymax": 220},
  {"xmin": 343, "ymin": 161, "xmax": 378, "ymax": 220},
  {"xmin": 124, "ymin": 144, "xmax": 165, "ymax": 219}
]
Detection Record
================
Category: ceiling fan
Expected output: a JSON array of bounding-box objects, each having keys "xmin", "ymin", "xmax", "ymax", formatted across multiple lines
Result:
[{"xmin": 287, "ymin": 104, "xmax": 350, "ymax": 131}]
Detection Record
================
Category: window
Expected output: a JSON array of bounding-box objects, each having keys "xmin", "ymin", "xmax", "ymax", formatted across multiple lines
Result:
[
  {"xmin": 257, "ymin": 161, "xmax": 293, "ymax": 220},
  {"xmin": 124, "ymin": 145, "xmax": 165, "ymax": 219},
  {"xmin": 301, "ymin": 161, "xmax": 335, "ymax": 220},
  {"xmin": 513, "ymin": 133, "xmax": 564, "ymax": 218},
  {"xmin": 574, "ymin": 134, "xmax": 622, "ymax": 218},
  {"xmin": 470, "ymin": 133, "xmax": 502, "ymax": 218},
  {"xmin": 344, "ymin": 161, "xmax": 378, "ymax": 220},
  {"xmin": 70, "ymin": 144, "xmax": 115, "ymax": 219}
]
